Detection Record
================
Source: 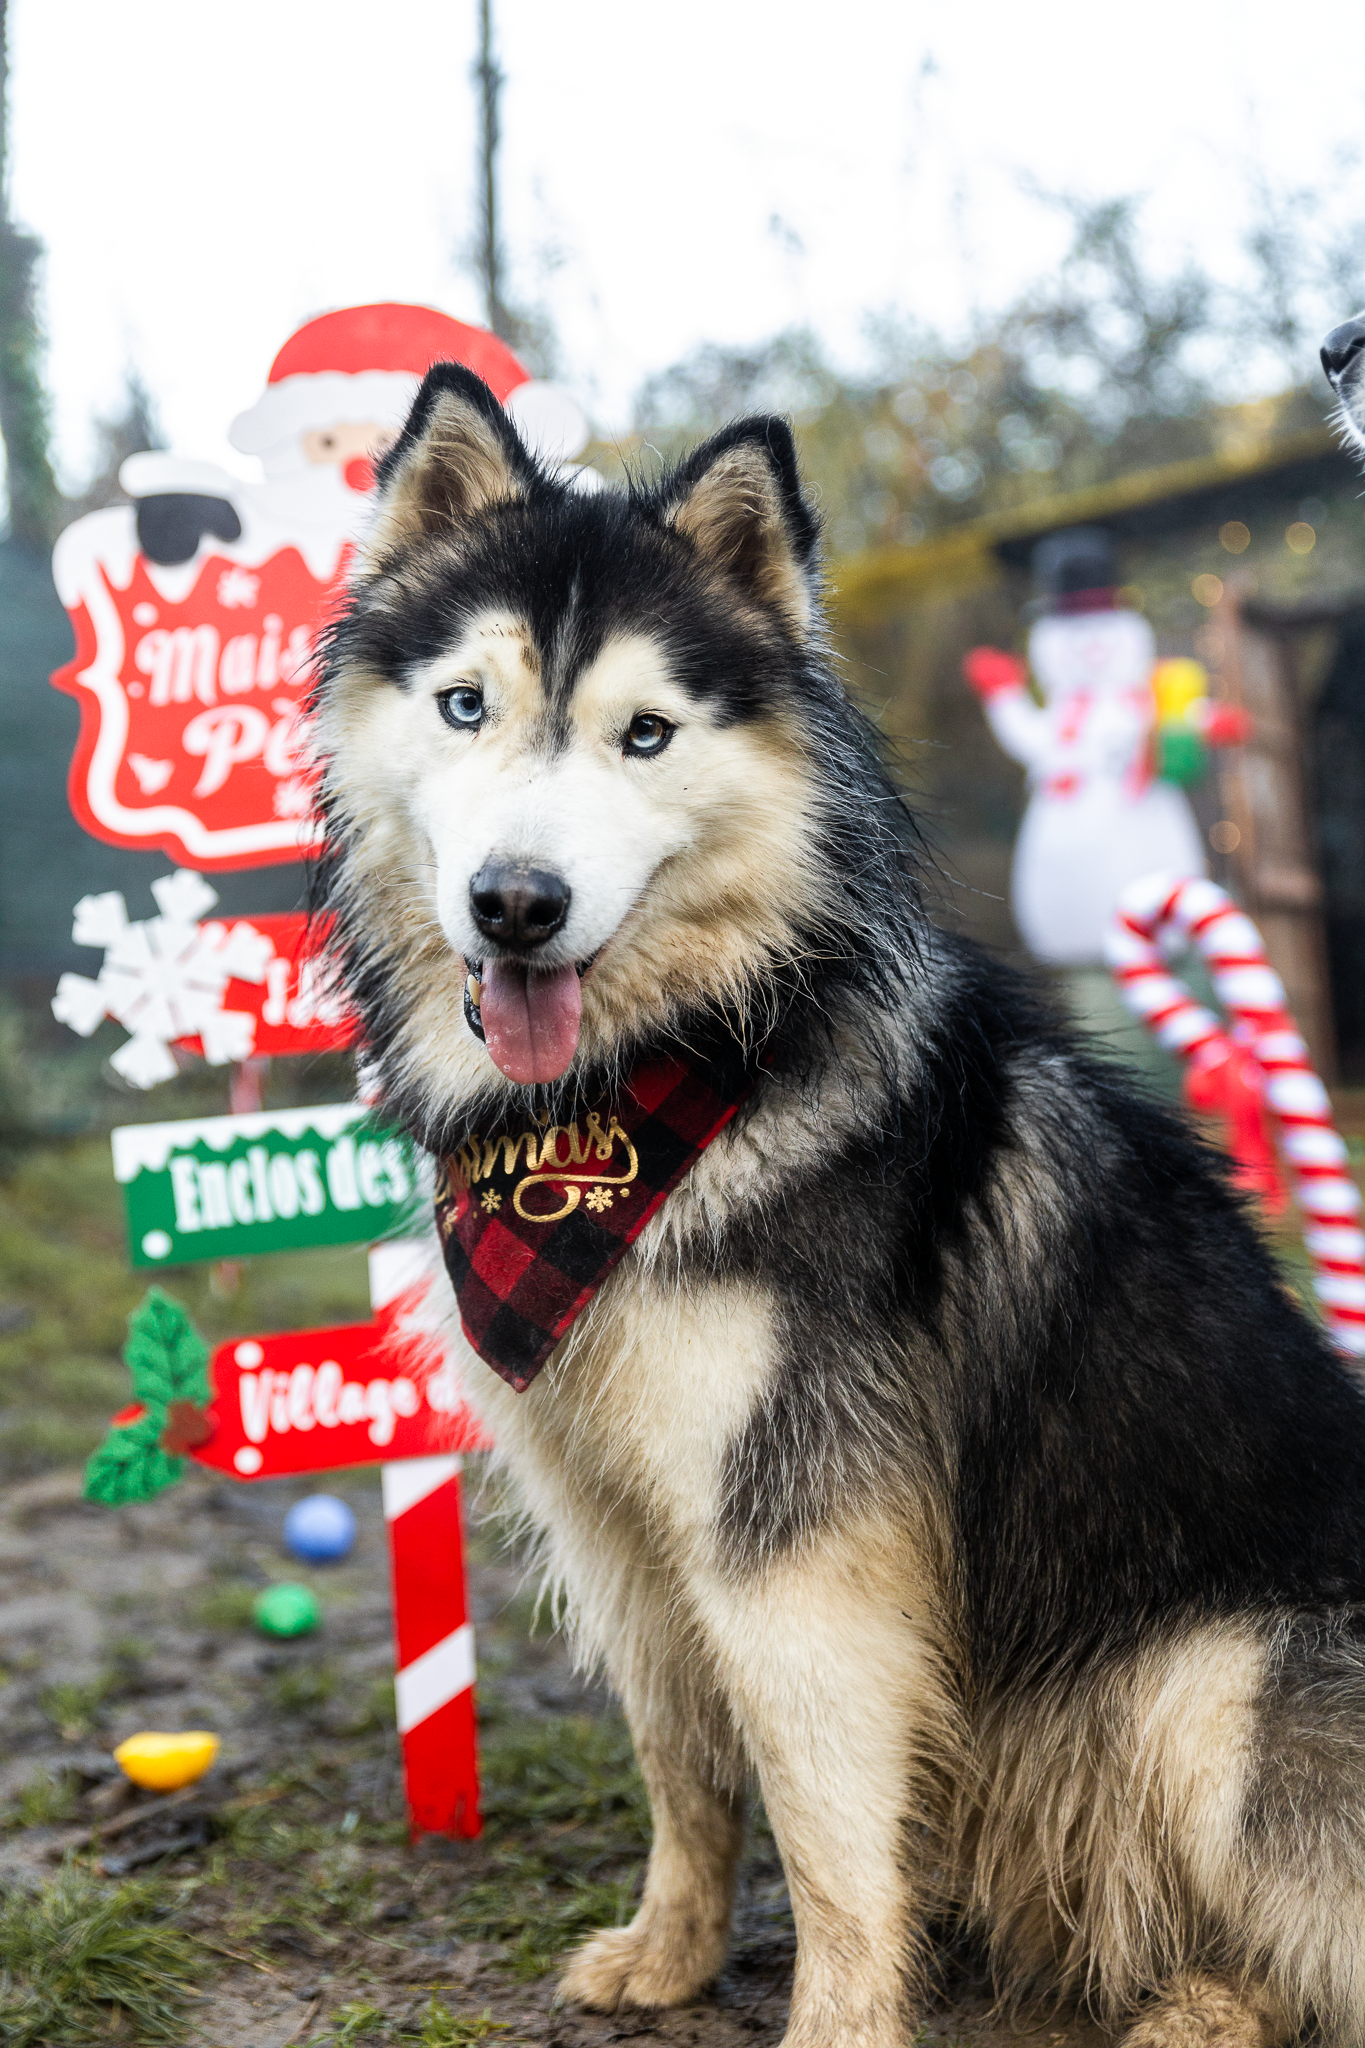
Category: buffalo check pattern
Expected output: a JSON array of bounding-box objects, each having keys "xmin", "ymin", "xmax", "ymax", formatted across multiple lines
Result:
[{"xmin": 435, "ymin": 1048, "xmax": 755, "ymax": 1390}]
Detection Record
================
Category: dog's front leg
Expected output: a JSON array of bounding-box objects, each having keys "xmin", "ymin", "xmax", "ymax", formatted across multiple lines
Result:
[
  {"xmin": 697, "ymin": 1538, "xmax": 944, "ymax": 2048},
  {"xmin": 559, "ymin": 1692, "xmax": 744, "ymax": 2011}
]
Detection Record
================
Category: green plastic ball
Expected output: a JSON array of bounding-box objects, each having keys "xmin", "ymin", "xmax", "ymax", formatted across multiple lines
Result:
[{"xmin": 253, "ymin": 1582, "xmax": 321, "ymax": 1638}]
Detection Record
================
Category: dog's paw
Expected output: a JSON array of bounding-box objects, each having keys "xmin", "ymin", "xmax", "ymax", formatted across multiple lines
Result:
[
  {"xmin": 1119, "ymin": 1973, "xmax": 1290, "ymax": 2048},
  {"xmin": 559, "ymin": 1910, "xmax": 724, "ymax": 2012}
]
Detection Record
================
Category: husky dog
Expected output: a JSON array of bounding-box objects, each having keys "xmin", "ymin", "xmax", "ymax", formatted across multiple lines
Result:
[
  {"xmin": 1322, "ymin": 314, "xmax": 1365, "ymax": 451},
  {"xmin": 313, "ymin": 362, "xmax": 1365, "ymax": 2048}
]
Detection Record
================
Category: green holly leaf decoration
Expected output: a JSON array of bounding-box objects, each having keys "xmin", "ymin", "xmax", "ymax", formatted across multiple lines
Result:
[
  {"xmin": 82, "ymin": 1290, "xmax": 211, "ymax": 1507},
  {"xmin": 82, "ymin": 1416, "xmax": 185, "ymax": 1507},
  {"xmin": 123, "ymin": 1287, "xmax": 210, "ymax": 1408}
]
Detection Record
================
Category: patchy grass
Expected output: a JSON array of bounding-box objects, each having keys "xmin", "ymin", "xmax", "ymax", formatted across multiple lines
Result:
[
  {"xmin": 478, "ymin": 1712, "xmax": 649, "ymax": 1838},
  {"xmin": 416, "ymin": 2002, "xmax": 512, "ymax": 2044},
  {"xmin": 452, "ymin": 1859, "xmax": 636, "ymax": 1980},
  {"xmin": 365, "ymin": 1675, "xmax": 398, "ymax": 1729},
  {"xmin": 313, "ymin": 1996, "xmax": 516, "ymax": 2044},
  {"xmin": 320, "ymin": 2000, "xmax": 391, "ymax": 2043},
  {"xmin": 269, "ymin": 1657, "xmax": 338, "ymax": 1719},
  {"xmin": 193, "ymin": 1578, "xmax": 260, "ymax": 1629},
  {"xmin": 172, "ymin": 1709, "xmax": 650, "ymax": 1987},
  {"xmin": 415, "ymin": 1714, "xmax": 652, "ymax": 1979},
  {"xmin": 40, "ymin": 1676, "xmax": 110, "ymax": 1742},
  {"xmin": 0, "ymin": 1867, "xmax": 198, "ymax": 2045},
  {"xmin": 3, "ymin": 1767, "xmax": 77, "ymax": 1830},
  {"xmin": 38, "ymin": 1637, "xmax": 152, "ymax": 1739}
]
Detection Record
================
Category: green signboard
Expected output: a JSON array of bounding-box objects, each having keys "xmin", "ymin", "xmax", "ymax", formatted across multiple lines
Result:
[{"xmin": 112, "ymin": 1104, "xmax": 426, "ymax": 1269}]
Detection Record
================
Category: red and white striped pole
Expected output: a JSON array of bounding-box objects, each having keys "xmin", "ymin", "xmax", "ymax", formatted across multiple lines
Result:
[
  {"xmin": 1105, "ymin": 872, "xmax": 1365, "ymax": 1359},
  {"xmin": 370, "ymin": 1244, "xmax": 481, "ymax": 1838}
]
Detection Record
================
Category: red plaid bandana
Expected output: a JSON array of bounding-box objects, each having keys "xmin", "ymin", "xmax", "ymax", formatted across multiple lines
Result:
[{"xmin": 434, "ymin": 1049, "xmax": 755, "ymax": 1391}]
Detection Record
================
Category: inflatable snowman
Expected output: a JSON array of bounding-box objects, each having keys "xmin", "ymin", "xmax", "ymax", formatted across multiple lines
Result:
[
  {"xmin": 50, "ymin": 304, "xmax": 589, "ymax": 872},
  {"xmin": 963, "ymin": 529, "xmax": 1245, "ymax": 965}
]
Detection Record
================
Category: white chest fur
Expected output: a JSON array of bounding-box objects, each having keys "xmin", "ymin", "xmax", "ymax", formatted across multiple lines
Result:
[{"xmin": 440, "ymin": 1249, "xmax": 779, "ymax": 1556}]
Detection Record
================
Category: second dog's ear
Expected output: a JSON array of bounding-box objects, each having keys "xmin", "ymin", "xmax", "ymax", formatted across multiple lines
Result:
[
  {"xmin": 661, "ymin": 417, "xmax": 819, "ymax": 636},
  {"xmin": 362, "ymin": 363, "xmax": 533, "ymax": 566}
]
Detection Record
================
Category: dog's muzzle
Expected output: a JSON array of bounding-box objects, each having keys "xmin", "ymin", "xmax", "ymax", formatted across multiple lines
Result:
[{"xmin": 1322, "ymin": 314, "xmax": 1365, "ymax": 391}]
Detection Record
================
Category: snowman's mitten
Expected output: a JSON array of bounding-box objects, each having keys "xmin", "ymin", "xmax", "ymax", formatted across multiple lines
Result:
[
  {"xmin": 136, "ymin": 492, "xmax": 242, "ymax": 567},
  {"xmin": 1202, "ymin": 702, "xmax": 1253, "ymax": 748},
  {"xmin": 962, "ymin": 646, "xmax": 1027, "ymax": 699}
]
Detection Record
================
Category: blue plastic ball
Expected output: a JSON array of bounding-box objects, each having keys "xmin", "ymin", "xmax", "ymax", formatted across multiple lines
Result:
[{"xmin": 283, "ymin": 1494, "xmax": 356, "ymax": 1563}]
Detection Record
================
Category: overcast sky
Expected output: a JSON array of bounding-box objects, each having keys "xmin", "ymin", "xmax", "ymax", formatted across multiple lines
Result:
[{"xmin": 11, "ymin": 0, "xmax": 1365, "ymax": 485}]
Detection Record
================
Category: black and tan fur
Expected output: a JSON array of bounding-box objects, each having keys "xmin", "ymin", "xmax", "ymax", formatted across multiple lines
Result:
[{"xmin": 312, "ymin": 362, "xmax": 1365, "ymax": 2048}]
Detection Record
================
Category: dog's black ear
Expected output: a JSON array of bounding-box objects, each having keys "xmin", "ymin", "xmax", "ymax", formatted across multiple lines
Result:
[
  {"xmin": 661, "ymin": 417, "xmax": 819, "ymax": 636},
  {"xmin": 362, "ymin": 362, "xmax": 534, "ymax": 565}
]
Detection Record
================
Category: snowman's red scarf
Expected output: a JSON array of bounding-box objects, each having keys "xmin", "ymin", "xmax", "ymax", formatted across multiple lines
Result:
[{"xmin": 434, "ymin": 1048, "xmax": 756, "ymax": 1391}]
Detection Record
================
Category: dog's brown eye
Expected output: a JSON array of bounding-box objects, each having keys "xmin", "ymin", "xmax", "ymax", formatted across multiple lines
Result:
[
  {"xmin": 624, "ymin": 712, "xmax": 674, "ymax": 757},
  {"xmin": 438, "ymin": 685, "xmax": 483, "ymax": 731}
]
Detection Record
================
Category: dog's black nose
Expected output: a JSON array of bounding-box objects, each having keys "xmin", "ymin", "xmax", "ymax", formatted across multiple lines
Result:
[
  {"xmin": 470, "ymin": 863, "xmax": 571, "ymax": 949},
  {"xmin": 1321, "ymin": 316, "xmax": 1365, "ymax": 383}
]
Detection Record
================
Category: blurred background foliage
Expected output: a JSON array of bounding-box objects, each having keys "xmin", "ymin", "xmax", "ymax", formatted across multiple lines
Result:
[{"xmin": 603, "ymin": 190, "xmax": 1356, "ymax": 557}]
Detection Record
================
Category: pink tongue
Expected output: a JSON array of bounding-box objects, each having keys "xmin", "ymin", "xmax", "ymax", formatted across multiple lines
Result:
[{"xmin": 479, "ymin": 960, "xmax": 583, "ymax": 1084}]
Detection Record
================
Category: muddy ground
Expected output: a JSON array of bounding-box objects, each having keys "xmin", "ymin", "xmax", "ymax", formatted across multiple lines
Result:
[{"xmin": 0, "ymin": 1457, "xmax": 1108, "ymax": 2048}]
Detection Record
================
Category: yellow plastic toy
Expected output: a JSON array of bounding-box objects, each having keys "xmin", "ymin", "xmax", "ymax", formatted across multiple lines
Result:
[
  {"xmin": 113, "ymin": 1730, "xmax": 220, "ymax": 1791},
  {"xmin": 1151, "ymin": 657, "xmax": 1211, "ymax": 785}
]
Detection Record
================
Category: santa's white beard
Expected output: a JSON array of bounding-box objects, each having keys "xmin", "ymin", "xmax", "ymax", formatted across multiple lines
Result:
[
  {"xmin": 226, "ymin": 462, "xmax": 375, "ymax": 580},
  {"xmin": 249, "ymin": 461, "xmax": 370, "ymax": 531}
]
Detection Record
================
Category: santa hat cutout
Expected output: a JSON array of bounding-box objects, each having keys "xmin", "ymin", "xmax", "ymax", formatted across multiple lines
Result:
[{"xmin": 230, "ymin": 303, "xmax": 586, "ymax": 465}]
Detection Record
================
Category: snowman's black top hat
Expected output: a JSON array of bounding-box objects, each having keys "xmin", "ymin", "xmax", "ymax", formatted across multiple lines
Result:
[{"xmin": 1032, "ymin": 527, "xmax": 1120, "ymax": 614}]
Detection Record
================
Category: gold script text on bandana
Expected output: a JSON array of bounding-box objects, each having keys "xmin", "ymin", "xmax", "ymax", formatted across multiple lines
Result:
[{"xmin": 445, "ymin": 1109, "xmax": 640, "ymax": 1225}]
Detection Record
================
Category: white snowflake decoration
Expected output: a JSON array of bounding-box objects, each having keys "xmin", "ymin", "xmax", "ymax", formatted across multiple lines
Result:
[{"xmin": 51, "ymin": 870, "xmax": 274, "ymax": 1088}]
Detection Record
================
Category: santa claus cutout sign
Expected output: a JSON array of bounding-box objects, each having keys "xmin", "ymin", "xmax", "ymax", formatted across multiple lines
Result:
[{"xmin": 50, "ymin": 304, "xmax": 589, "ymax": 870}]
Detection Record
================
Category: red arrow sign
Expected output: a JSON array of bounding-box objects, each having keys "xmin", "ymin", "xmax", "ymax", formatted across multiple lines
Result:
[{"xmin": 190, "ymin": 1289, "xmax": 491, "ymax": 1480}]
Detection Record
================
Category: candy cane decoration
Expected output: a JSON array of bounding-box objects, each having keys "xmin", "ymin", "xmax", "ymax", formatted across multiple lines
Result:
[
  {"xmin": 370, "ymin": 1242, "xmax": 481, "ymax": 1838},
  {"xmin": 1104, "ymin": 873, "xmax": 1365, "ymax": 1359}
]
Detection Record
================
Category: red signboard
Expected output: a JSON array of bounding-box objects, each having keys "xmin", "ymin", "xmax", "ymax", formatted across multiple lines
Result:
[
  {"xmin": 51, "ymin": 543, "xmax": 337, "ymax": 872},
  {"xmin": 189, "ymin": 1291, "xmax": 491, "ymax": 1480}
]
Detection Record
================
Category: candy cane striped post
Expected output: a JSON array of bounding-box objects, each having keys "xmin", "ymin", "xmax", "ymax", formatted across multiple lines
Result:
[
  {"xmin": 370, "ymin": 1243, "xmax": 481, "ymax": 1839},
  {"xmin": 1104, "ymin": 872, "xmax": 1365, "ymax": 1360}
]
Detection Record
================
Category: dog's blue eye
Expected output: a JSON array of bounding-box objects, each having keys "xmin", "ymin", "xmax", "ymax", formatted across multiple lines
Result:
[
  {"xmin": 438, "ymin": 686, "xmax": 484, "ymax": 731},
  {"xmin": 624, "ymin": 713, "xmax": 674, "ymax": 757}
]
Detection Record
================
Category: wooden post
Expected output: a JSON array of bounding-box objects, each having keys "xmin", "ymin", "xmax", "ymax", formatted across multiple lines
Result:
[
  {"xmin": 211, "ymin": 1057, "xmax": 273, "ymax": 1296},
  {"xmin": 1210, "ymin": 586, "xmax": 1337, "ymax": 1079}
]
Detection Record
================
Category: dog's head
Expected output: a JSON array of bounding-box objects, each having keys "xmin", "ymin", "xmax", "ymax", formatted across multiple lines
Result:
[
  {"xmin": 313, "ymin": 364, "xmax": 909, "ymax": 1129},
  {"xmin": 1322, "ymin": 313, "xmax": 1365, "ymax": 456}
]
